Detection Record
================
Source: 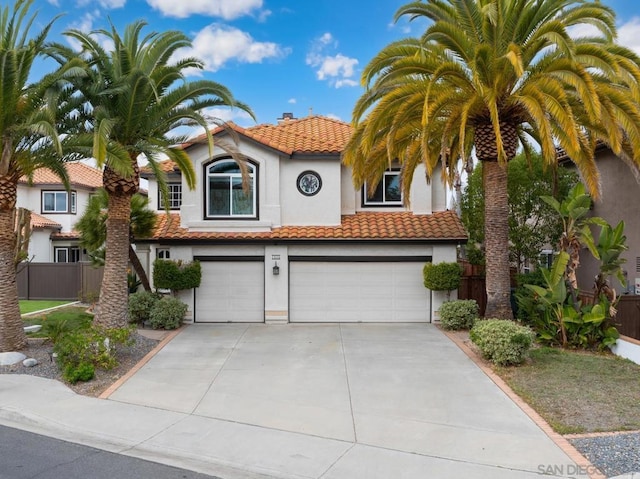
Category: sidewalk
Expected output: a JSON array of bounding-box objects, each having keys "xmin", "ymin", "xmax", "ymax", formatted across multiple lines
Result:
[{"xmin": 0, "ymin": 323, "xmax": 593, "ymax": 478}]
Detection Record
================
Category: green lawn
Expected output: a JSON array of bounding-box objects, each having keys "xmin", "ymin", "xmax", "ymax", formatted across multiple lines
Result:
[
  {"xmin": 495, "ymin": 347, "xmax": 640, "ymax": 434},
  {"xmin": 19, "ymin": 300, "xmax": 72, "ymax": 315}
]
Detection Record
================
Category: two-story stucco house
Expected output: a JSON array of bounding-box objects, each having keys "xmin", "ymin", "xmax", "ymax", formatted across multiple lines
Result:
[
  {"xmin": 17, "ymin": 162, "xmax": 103, "ymax": 263},
  {"xmin": 139, "ymin": 115, "xmax": 467, "ymax": 323}
]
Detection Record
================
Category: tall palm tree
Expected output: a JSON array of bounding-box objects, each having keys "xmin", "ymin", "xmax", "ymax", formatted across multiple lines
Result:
[
  {"xmin": 49, "ymin": 21, "xmax": 254, "ymax": 328},
  {"xmin": 0, "ymin": 0, "xmax": 73, "ymax": 352},
  {"xmin": 75, "ymin": 188, "xmax": 157, "ymax": 292},
  {"xmin": 343, "ymin": 0, "xmax": 640, "ymax": 319}
]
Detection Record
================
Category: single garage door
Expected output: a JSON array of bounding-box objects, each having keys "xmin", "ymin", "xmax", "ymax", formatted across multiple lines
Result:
[
  {"xmin": 290, "ymin": 260, "xmax": 430, "ymax": 322},
  {"xmin": 195, "ymin": 260, "xmax": 264, "ymax": 322}
]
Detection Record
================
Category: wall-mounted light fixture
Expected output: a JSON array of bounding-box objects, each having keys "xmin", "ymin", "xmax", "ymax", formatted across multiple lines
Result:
[{"xmin": 273, "ymin": 262, "xmax": 280, "ymax": 276}]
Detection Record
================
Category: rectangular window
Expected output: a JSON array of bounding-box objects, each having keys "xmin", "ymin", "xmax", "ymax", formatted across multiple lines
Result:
[
  {"xmin": 54, "ymin": 247, "xmax": 68, "ymax": 263},
  {"xmin": 363, "ymin": 171, "xmax": 402, "ymax": 206},
  {"xmin": 42, "ymin": 191, "xmax": 75, "ymax": 213},
  {"xmin": 54, "ymin": 246, "xmax": 80, "ymax": 263},
  {"xmin": 158, "ymin": 183, "xmax": 182, "ymax": 210}
]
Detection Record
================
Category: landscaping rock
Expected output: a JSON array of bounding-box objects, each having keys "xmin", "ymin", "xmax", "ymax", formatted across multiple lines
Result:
[
  {"xmin": 23, "ymin": 325, "xmax": 42, "ymax": 333},
  {"xmin": 22, "ymin": 358, "xmax": 38, "ymax": 367},
  {"xmin": 0, "ymin": 352, "xmax": 27, "ymax": 366}
]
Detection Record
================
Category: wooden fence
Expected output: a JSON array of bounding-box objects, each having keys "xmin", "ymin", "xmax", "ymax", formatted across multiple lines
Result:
[{"xmin": 17, "ymin": 262, "xmax": 103, "ymax": 302}]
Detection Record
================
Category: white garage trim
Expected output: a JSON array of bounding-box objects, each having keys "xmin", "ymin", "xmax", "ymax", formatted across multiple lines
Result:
[
  {"xmin": 194, "ymin": 257, "xmax": 265, "ymax": 323},
  {"xmin": 289, "ymin": 256, "xmax": 431, "ymax": 323}
]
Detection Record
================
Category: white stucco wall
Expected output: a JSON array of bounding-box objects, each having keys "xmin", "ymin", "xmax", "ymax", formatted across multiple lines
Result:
[{"xmin": 280, "ymin": 158, "xmax": 341, "ymax": 225}]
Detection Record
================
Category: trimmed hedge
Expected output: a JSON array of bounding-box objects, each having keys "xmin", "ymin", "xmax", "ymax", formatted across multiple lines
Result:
[
  {"xmin": 128, "ymin": 291, "xmax": 161, "ymax": 324},
  {"xmin": 439, "ymin": 299, "xmax": 479, "ymax": 330},
  {"xmin": 148, "ymin": 297, "xmax": 187, "ymax": 330},
  {"xmin": 153, "ymin": 259, "xmax": 202, "ymax": 291},
  {"xmin": 423, "ymin": 262, "xmax": 462, "ymax": 292},
  {"xmin": 470, "ymin": 319, "xmax": 535, "ymax": 366}
]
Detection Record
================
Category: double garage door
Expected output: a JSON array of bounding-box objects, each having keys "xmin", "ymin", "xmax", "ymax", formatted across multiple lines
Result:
[{"xmin": 195, "ymin": 259, "xmax": 430, "ymax": 323}]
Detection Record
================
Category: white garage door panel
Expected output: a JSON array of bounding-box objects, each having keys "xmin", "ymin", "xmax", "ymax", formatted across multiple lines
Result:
[
  {"xmin": 196, "ymin": 262, "xmax": 264, "ymax": 322},
  {"xmin": 290, "ymin": 262, "xmax": 429, "ymax": 322}
]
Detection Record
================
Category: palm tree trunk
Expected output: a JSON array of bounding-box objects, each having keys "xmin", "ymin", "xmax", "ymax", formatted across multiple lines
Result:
[
  {"xmin": 483, "ymin": 161, "xmax": 514, "ymax": 319},
  {"xmin": 0, "ymin": 202, "xmax": 26, "ymax": 352},
  {"xmin": 129, "ymin": 245, "xmax": 151, "ymax": 292},
  {"xmin": 94, "ymin": 193, "xmax": 132, "ymax": 329}
]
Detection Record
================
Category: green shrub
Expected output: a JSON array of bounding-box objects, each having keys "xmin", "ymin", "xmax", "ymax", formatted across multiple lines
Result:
[
  {"xmin": 53, "ymin": 326, "xmax": 134, "ymax": 383},
  {"xmin": 149, "ymin": 297, "xmax": 187, "ymax": 330},
  {"xmin": 470, "ymin": 319, "xmax": 535, "ymax": 366},
  {"xmin": 423, "ymin": 262, "xmax": 463, "ymax": 293},
  {"xmin": 63, "ymin": 362, "xmax": 95, "ymax": 383},
  {"xmin": 128, "ymin": 291, "xmax": 161, "ymax": 324},
  {"xmin": 439, "ymin": 300, "xmax": 479, "ymax": 330},
  {"xmin": 514, "ymin": 268, "xmax": 546, "ymax": 323},
  {"xmin": 153, "ymin": 259, "xmax": 202, "ymax": 291}
]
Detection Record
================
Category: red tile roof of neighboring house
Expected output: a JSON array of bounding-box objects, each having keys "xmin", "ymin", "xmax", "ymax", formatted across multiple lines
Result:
[
  {"xmin": 30, "ymin": 212, "xmax": 61, "ymax": 230},
  {"xmin": 50, "ymin": 230, "xmax": 81, "ymax": 240},
  {"xmin": 20, "ymin": 162, "xmax": 103, "ymax": 189},
  {"xmin": 149, "ymin": 210, "xmax": 467, "ymax": 242},
  {"xmin": 141, "ymin": 116, "xmax": 353, "ymax": 176}
]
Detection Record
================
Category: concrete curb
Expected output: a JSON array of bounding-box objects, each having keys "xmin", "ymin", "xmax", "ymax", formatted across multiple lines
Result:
[{"xmin": 442, "ymin": 329, "xmax": 607, "ymax": 479}]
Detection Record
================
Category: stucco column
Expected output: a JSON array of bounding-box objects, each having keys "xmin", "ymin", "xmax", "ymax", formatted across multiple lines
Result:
[{"xmin": 264, "ymin": 245, "xmax": 289, "ymax": 323}]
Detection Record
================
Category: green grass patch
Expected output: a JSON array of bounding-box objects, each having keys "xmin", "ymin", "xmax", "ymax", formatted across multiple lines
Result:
[
  {"xmin": 20, "ymin": 300, "xmax": 72, "ymax": 315},
  {"xmin": 495, "ymin": 347, "xmax": 640, "ymax": 434},
  {"xmin": 23, "ymin": 306, "xmax": 93, "ymax": 340}
]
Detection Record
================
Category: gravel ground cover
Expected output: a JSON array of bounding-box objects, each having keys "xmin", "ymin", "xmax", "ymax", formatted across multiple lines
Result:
[
  {"xmin": 570, "ymin": 433, "xmax": 640, "ymax": 478},
  {"xmin": 0, "ymin": 333, "xmax": 159, "ymax": 397}
]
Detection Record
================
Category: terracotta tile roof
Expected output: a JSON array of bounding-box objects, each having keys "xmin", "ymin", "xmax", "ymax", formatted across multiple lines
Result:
[
  {"xmin": 30, "ymin": 212, "xmax": 61, "ymax": 230},
  {"xmin": 149, "ymin": 210, "xmax": 467, "ymax": 242},
  {"xmin": 141, "ymin": 116, "xmax": 353, "ymax": 176},
  {"xmin": 20, "ymin": 162, "xmax": 102, "ymax": 189},
  {"xmin": 51, "ymin": 230, "xmax": 81, "ymax": 240}
]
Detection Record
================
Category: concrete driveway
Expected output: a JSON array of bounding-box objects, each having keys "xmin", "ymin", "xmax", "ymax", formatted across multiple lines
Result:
[{"xmin": 103, "ymin": 323, "xmax": 584, "ymax": 478}]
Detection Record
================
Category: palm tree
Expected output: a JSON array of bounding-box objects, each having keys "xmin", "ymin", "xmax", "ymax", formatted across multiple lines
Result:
[
  {"xmin": 48, "ymin": 21, "xmax": 254, "ymax": 328},
  {"xmin": 0, "ymin": 0, "xmax": 73, "ymax": 352},
  {"xmin": 343, "ymin": 0, "xmax": 640, "ymax": 319},
  {"xmin": 75, "ymin": 188, "xmax": 156, "ymax": 292}
]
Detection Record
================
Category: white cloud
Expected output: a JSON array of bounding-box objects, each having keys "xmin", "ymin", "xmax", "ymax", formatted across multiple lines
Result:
[
  {"xmin": 306, "ymin": 33, "xmax": 359, "ymax": 89},
  {"xmin": 201, "ymin": 107, "xmax": 254, "ymax": 124},
  {"xmin": 147, "ymin": 0, "xmax": 263, "ymax": 19},
  {"xmin": 314, "ymin": 54, "xmax": 358, "ymax": 80},
  {"xmin": 335, "ymin": 78, "xmax": 358, "ymax": 88},
  {"xmin": 179, "ymin": 25, "xmax": 288, "ymax": 73},
  {"xmin": 178, "ymin": 24, "xmax": 288, "ymax": 73},
  {"xmin": 288, "ymin": 98, "xmax": 297, "ymax": 104},
  {"xmin": 98, "ymin": 0, "xmax": 125, "ymax": 7},
  {"xmin": 617, "ymin": 18, "xmax": 640, "ymax": 56},
  {"xmin": 47, "ymin": 0, "xmax": 60, "ymax": 6},
  {"xmin": 325, "ymin": 113, "xmax": 342, "ymax": 121}
]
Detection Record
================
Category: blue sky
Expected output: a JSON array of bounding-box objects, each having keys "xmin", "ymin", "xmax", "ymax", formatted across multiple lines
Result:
[{"xmin": 30, "ymin": 0, "xmax": 640, "ymax": 128}]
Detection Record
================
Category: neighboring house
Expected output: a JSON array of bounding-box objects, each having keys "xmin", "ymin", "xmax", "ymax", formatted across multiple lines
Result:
[
  {"xmin": 139, "ymin": 114, "xmax": 467, "ymax": 323},
  {"xmin": 562, "ymin": 145, "xmax": 640, "ymax": 296},
  {"xmin": 17, "ymin": 162, "xmax": 103, "ymax": 263}
]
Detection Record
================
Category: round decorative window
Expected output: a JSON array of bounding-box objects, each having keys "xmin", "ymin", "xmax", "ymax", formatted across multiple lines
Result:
[{"xmin": 297, "ymin": 170, "xmax": 322, "ymax": 196}]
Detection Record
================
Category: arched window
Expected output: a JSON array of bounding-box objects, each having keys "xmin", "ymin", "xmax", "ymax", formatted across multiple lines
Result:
[{"xmin": 205, "ymin": 159, "xmax": 256, "ymax": 218}]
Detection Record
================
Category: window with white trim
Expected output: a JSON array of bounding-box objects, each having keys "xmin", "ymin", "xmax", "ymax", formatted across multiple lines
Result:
[
  {"xmin": 159, "ymin": 183, "xmax": 182, "ymax": 210},
  {"xmin": 157, "ymin": 248, "xmax": 170, "ymax": 259},
  {"xmin": 54, "ymin": 246, "xmax": 80, "ymax": 263},
  {"xmin": 363, "ymin": 170, "xmax": 402, "ymax": 206},
  {"xmin": 205, "ymin": 159, "xmax": 256, "ymax": 218},
  {"xmin": 43, "ymin": 191, "xmax": 75, "ymax": 213}
]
